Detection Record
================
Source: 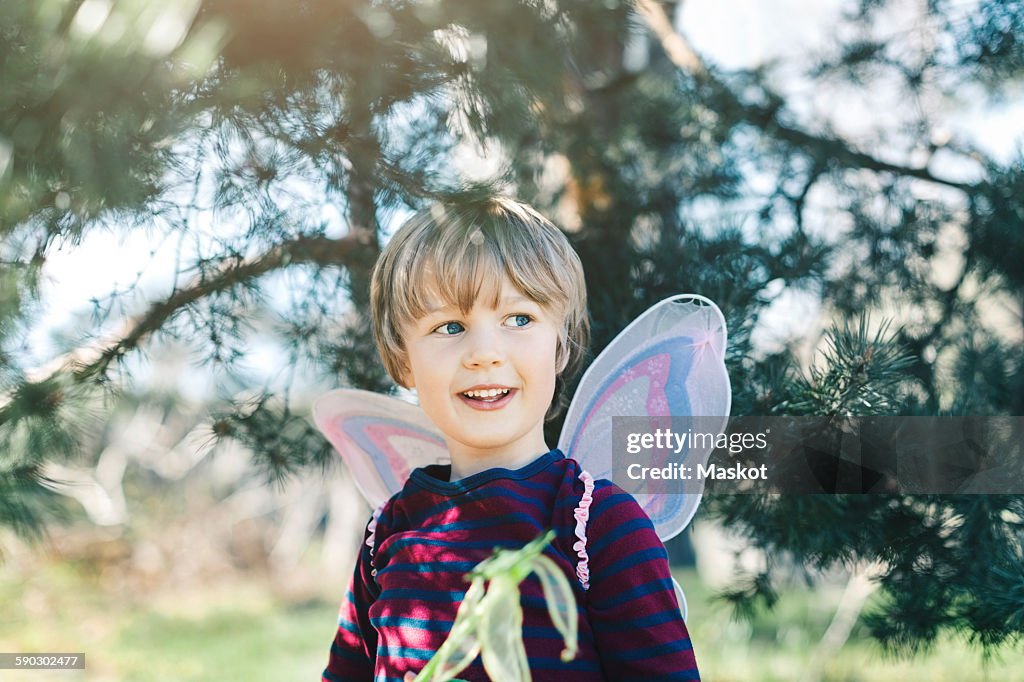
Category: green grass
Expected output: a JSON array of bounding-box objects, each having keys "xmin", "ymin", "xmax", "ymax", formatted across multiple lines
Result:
[
  {"xmin": 0, "ymin": 559, "xmax": 335, "ymax": 682},
  {"xmin": 110, "ymin": 600, "xmax": 330, "ymax": 681},
  {"xmin": 2, "ymin": 558, "xmax": 1022, "ymax": 681},
  {"xmin": 676, "ymin": 569, "xmax": 1024, "ymax": 682}
]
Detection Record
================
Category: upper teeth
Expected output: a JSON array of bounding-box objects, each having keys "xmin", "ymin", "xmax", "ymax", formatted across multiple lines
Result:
[{"xmin": 464, "ymin": 388, "xmax": 510, "ymax": 398}]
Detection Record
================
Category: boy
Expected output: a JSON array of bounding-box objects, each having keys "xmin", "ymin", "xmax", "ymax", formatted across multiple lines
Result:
[{"xmin": 323, "ymin": 197, "xmax": 699, "ymax": 681}]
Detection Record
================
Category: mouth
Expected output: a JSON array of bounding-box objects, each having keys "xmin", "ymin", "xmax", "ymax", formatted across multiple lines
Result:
[{"xmin": 457, "ymin": 386, "xmax": 516, "ymax": 411}]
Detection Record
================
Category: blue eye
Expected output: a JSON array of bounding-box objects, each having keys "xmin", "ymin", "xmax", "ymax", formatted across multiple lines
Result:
[
  {"xmin": 507, "ymin": 314, "xmax": 532, "ymax": 328},
  {"xmin": 435, "ymin": 321, "xmax": 464, "ymax": 335}
]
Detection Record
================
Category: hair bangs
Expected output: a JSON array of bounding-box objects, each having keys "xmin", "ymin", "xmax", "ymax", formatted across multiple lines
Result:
[
  {"xmin": 401, "ymin": 213, "xmax": 570, "ymax": 320},
  {"xmin": 425, "ymin": 226, "xmax": 507, "ymax": 315}
]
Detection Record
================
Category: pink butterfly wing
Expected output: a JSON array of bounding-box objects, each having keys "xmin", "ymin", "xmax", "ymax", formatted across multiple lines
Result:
[
  {"xmin": 558, "ymin": 295, "xmax": 730, "ymax": 541},
  {"xmin": 313, "ymin": 389, "xmax": 449, "ymax": 509}
]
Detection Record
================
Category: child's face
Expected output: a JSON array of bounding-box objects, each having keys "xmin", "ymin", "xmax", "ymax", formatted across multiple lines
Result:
[{"xmin": 399, "ymin": 274, "xmax": 562, "ymax": 467}]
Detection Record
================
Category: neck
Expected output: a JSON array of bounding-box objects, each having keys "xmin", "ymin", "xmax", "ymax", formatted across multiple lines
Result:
[{"xmin": 447, "ymin": 443, "xmax": 550, "ymax": 482}]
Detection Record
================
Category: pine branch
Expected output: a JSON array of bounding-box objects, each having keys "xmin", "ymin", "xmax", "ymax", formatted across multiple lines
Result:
[
  {"xmin": 55, "ymin": 233, "xmax": 376, "ymax": 382},
  {"xmin": 790, "ymin": 315, "xmax": 916, "ymax": 416},
  {"xmin": 0, "ymin": 463, "xmax": 71, "ymax": 552},
  {"xmin": 633, "ymin": 0, "xmax": 976, "ymax": 192}
]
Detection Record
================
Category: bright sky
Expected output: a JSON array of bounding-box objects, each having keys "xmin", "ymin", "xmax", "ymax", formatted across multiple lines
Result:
[{"xmin": 24, "ymin": 0, "xmax": 1024, "ymax": 395}]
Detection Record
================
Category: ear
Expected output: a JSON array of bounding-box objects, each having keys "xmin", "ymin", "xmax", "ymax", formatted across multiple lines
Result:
[
  {"xmin": 555, "ymin": 336, "xmax": 570, "ymax": 374},
  {"xmin": 395, "ymin": 356, "xmax": 415, "ymax": 389}
]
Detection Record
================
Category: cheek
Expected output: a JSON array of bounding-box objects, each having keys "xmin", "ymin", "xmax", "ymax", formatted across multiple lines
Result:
[
  {"xmin": 401, "ymin": 336, "xmax": 440, "ymax": 390},
  {"xmin": 535, "ymin": 338, "xmax": 561, "ymax": 393}
]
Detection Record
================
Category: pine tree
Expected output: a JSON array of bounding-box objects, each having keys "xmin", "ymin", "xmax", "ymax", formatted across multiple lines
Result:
[{"xmin": 2, "ymin": 0, "xmax": 1021, "ymax": 652}]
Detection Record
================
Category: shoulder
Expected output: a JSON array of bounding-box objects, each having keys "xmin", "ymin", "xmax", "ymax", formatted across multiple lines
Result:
[
  {"xmin": 557, "ymin": 455, "xmax": 652, "ymax": 521},
  {"xmin": 557, "ymin": 456, "xmax": 661, "ymax": 551},
  {"xmin": 591, "ymin": 479, "xmax": 649, "ymax": 518},
  {"xmin": 557, "ymin": 456, "xmax": 659, "ymax": 540},
  {"xmin": 586, "ymin": 480, "xmax": 662, "ymax": 557},
  {"xmin": 359, "ymin": 487, "xmax": 407, "ymax": 554},
  {"xmin": 371, "ymin": 468, "xmax": 434, "ymax": 529}
]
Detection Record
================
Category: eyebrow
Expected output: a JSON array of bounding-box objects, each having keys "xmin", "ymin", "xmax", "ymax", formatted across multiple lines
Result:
[
  {"xmin": 422, "ymin": 295, "xmax": 536, "ymax": 315},
  {"xmin": 498, "ymin": 295, "xmax": 535, "ymax": 307}
]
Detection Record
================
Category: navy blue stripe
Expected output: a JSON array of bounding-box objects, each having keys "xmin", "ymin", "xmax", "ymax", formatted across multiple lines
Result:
[
  {"xmin": 329, "ymin": 641, "xmax": 367, "ymax": 662},
  {"xmin": 414, "ymin": 494, "xmax": 485, "ymax": 521},
  {"xmin": 590, "ymin": 516, "xmax": 650, "ymax": 555},
  {"xmin": 376, "ymin": 644, "xmax": 436, "ymax": 662},
  {"xmin": 373, "ymin": 515, "xmax": 548, "ymax": 565},
  {"xmin": 378, "ymin": 587, "xmax": 467, "ymax": 603},
  {"xmin": 520, "ymin": 593, "xmax": 588, "ymax": 614},
  {"xmin": 336, "ymin": 617, "xmax": 361, "ymax": 634},
  {"xmin": 527, "ymin": 655, "xmax": 602, "ymax": 671},
  {"xmin": 590, "ymin": 576, "xmax": 674, "ymax": 609},
  {"xmin": 507, "ymin": 474, "xmax": 562, "ymax": 493},
  {"xmin": 369, "ymin": 614, "xmax": 580, "ymax": 642},
  {"xmin": 407, "ymin": 486, "xmax": 552, "ymax": 528},
  {"xmin": 370, "ymin": 615, "xmax": 454, "ymax": 631},
  {"xmin": 595, "ymin": 606, "xmax": 684, "ymax": 631},
  {"xmin": 375, "ymin": 560, "xmax": 480, "ymax": 576},
  {"xmin": 413, "ymin": 512, "xmax": 547, "ymax": 535},
  {"xmin": 615, "ymin": 637, "xmax": 694, "ymax": 661},
  {"xmin": 375, "ymin": 535, "xmax": 527, "ymax": 555},
  {"xmin": 620, "ymin": 671, "xmax": 700, "ymax": 682},
  {"xmin": 601, "ymin": 546, "xmax": 666, "ymax": 577},
  {"xmin": 475, "ymin": 484, "xmax": 555, "ymax": 514}
]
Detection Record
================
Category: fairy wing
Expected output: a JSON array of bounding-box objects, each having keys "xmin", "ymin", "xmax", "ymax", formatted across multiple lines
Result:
[
  {"xmin": 312, "ymin": 388, "xmax": 449, "ymax": 509},
  {"xmin": 558, "ymin": 294, "xmax": 731, "ymax": 542}
]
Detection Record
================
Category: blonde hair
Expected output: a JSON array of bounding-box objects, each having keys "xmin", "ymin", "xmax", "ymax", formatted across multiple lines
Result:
[{"xmin": 370, "ymin": 197, "xmax": 589, "ymax": 415}]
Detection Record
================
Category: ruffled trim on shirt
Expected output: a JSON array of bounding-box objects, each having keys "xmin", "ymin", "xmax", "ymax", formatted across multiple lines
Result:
[
  {"xmin": 572, "ymin": 469, "xmax": 595, "ymax": 591},
  {"xmin": 366, "ymin": 503, "xmax": 384, "ymax": 577}
]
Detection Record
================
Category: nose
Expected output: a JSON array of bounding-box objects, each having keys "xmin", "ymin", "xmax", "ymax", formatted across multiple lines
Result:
[{"xmin": 461, "ymin": 327, "xmax": 505, "ymax": 369}]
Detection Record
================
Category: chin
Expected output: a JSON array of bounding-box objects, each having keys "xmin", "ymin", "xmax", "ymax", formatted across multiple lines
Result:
[
  {"xmin": 457, "ymin": 438, "xmax": 516, "ymax": 454},
  {"xmin": 453, "ymin": 432, "xmax": 527, "ymax": 454}
]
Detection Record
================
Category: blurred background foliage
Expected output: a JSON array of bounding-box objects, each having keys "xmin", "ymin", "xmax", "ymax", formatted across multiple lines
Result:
[{"xmin": 1, "ymin": 0, "xmax": 1023, "ymax": 676}]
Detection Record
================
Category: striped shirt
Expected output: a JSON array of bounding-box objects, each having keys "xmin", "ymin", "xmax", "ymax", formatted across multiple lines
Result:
[{"xmin": 322, "ymin": 449, "xmax": 700, "ymax": 681}]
